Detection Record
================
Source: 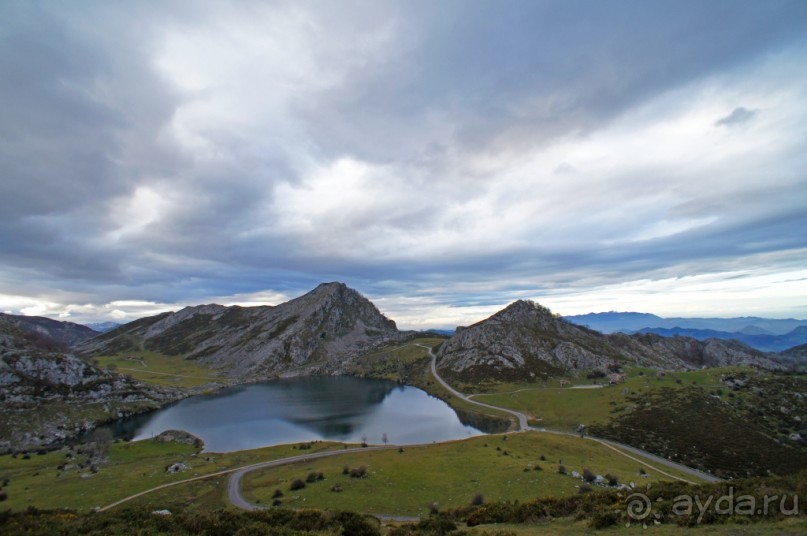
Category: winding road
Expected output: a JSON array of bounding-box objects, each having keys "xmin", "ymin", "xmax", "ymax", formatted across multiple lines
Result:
[
  {"xmin": 101, "ymin": 342, "xmax": 718, "ymax": 516},
  {"xmin": 419, "ymin": 343, "xmax": 531, "ymax": 430}
]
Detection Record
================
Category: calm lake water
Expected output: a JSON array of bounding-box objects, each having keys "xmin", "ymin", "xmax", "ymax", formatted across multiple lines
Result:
[{"xmin": 107, "ymin": 376, "xmax": 485, "ymax": 452}]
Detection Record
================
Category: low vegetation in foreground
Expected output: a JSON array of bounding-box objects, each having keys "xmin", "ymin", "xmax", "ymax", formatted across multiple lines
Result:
[{"xmin": 1, "ymin": 470, "xmax": 805, "ymax": 535}]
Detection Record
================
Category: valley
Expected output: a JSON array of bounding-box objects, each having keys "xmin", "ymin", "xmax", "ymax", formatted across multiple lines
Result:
[{"xmin": 1, "ymin": 283, "xmax": 805, "ymax": 533}]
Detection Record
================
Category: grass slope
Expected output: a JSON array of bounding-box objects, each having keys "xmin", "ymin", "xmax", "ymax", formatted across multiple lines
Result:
[
  {"xmin": 92, "ymin": 351, "xmax": 228, "ymax": 389},
  {"xmin": 241, "ymin": 432, "xmax": 705, "ymax": 517},
  {"xmin": 0, "ymin": 439, "xmax": 344, "ymax": 511}
]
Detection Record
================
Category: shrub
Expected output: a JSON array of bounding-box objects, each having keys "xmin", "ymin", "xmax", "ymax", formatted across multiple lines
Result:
[
  {"xmin": 410, "ymin": 517, "xmax": 457, "ymax": 535},
  {"xmin": 589, "ymin": 507, "xmax": 620, "ymax": 529},
  {"xmin": 0, "ymin": 491, "xmax": 7, "ymax": 502},
  {"xmin": 471, "ymin": 493, "xmax": 484, "ymax": 506},
  {"xmin": 539, "ymin": 454, "xmax": 546, "ymax": 461},
  {"xmin": 349, "ymin": 466, "xmax": 367, "ymax": 478},
  {"xmin": 582, "ymin": 468, "xmax": 596, "ymax": 482},
  {"xmin": 533, "ymin": 464, "xmax": 542, "ymax": 471},
  {"xmin": 428, "ymin": 502, "xmax": 439, "ymax": 515},
  {"xmin": 579, "ymin": 483, "xmax": 593, "ymax": 494},
  {"xmin": 605, "ymin": 473, "xmax": 619, "ymax": 486},
  {"xmin": 306, "ymin": 472, "xmax": 318, "ymax": 483},
  {"xmin": 271, "ymin": 499, "xmax": 282, "ymax": 507},
  {"xmin": 558, "ymin": 464, "xmax": 567, "ymax": 475},
  {"xmin": 289, "ymin": 479, "xmax": 306, "ymax": 491},
  {"xmin": 342, "ymin": 465, "xmax": 350, "ymax": 475},
  {"xmin": 272, "ymin": 489, "xmax": 283, "ymax": 499}
]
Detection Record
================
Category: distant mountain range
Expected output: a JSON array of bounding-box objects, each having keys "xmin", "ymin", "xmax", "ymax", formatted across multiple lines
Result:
[
  {"xmin": 563, "ymin": 311, "xmax": 807, "ymax": 352},
  {"xmin": 84, "ymin": 321, "xmax": 122, "ymax": 333},
  {"xmin": 630, "ymin": 326, "xmax": 807, "ymax": 353},
  {"xmin": 564, "ymin": 311, "xmax": 807, "ymax": 335}
]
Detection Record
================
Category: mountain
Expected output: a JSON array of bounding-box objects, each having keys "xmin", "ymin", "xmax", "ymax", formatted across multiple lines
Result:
[
  {"xmin": 779, "ymin": 342, "xmax": 807, "ymax": 370},
  {"xmin": 76, "ymin": 282, "xmax": 407, "ymax": 379},
  {"xmin": 0, "ymin": 313, "xmax": 98, "ymax": 348},
  {"xmin": 437, "ymin": 300, "xmax": 781, "ymax": 382},
  {"xmin": 564, "ymin": 311, "xmax": 807, "ymax": 336},
  {"xmin": 0, "ymin": 318, "xmax": 178, "ymax": 451},
  {"xmin": 84, "ymin": 321, "xmax": 122, "ymax": 333},
  {"xmin": 634, "ymin": 325, "xmax": 807, "ymax": 353},
  {"xmin": 560, "ymin": 312, "xmax": 664, "ymax": 333}
]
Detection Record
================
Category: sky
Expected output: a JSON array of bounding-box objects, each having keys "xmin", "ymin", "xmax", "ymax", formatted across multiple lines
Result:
[{"xmin": 1, "ymin": 0, "xmax": 806, "ymax": 330}]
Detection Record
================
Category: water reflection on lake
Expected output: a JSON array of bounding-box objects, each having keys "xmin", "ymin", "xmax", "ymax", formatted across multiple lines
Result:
[{"xmin": 107, "ymin": 376, "xmax": 485, "ymax": 452}]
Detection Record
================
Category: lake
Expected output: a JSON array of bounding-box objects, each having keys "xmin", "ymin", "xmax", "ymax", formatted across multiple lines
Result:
[{"xmin": 107, "ymin": 376, "xmax": 485, "ymax": 452}]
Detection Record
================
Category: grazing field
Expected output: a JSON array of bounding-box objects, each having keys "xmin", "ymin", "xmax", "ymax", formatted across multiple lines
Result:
[
  {"xmin": 241, "ymin": 432, "xmax": 705, "ymax": 517},
  {"xmin": 469, "ymin": 366, "xmax": 754, "ymax": 432},
  {"xmin": 93, "ymin": 351, "xmax": 229, "ymax": 389},
  {"xmin": 0, "ymin": 438, "xmax": 344, "ymax": 511}
]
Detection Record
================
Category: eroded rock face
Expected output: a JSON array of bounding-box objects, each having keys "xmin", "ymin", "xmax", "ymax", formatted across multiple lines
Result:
[
  {"xmin": 77, "ymin": 282, "xmax": 408, "ymax": 379},
  {"xmin": 437, "ymin": 300, "xmax": 784, "ymax": 383},
  {"xmin": 437, "ymin": 301, "xmax": 620, "ymax": 382},
  {"xmin": 0, "ymin": 322, "xmax": 180, "ymax": 451}
]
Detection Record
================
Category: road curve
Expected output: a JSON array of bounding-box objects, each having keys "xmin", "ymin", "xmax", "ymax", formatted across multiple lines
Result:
[
  {"xmin": 227, "ymin": 445, "xmax": 419, "ymax": 521},
  {"xmin": 228, "ymin": 445, "xmax": 399, "ymax": 510},
  {"xmin": 422, "ymin": 343, "xmax": 720, "ymax": 484},
  {"xmin": 418, "ymin": 344, "xmax": 530, "ymax": 431}
]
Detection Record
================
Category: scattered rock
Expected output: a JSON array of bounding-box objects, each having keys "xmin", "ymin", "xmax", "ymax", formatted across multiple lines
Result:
[
  {"xmin": 155, "ymin": 430, "xmax": 204, "ymax": 449},
  {"xmin": 165, "ymin": 462, "xmax": 191, "ymax": 474}
]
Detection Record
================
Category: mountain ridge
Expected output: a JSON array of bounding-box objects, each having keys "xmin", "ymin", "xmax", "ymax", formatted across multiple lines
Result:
[
  {"xmin": 77, "ymin": 282, "xmax": 408, "ymax": 379},
  {"xmin": 632, "ymin": 325, "xmax": 807, "ymax": 353},
  {"xmin": 0, "ymin": 313, "xmax": 98, "ymax": 348},
  {"xmin": 437, "ymin": 300, "xmax": 783, "ymax": 383},
  {"xmin": 564, "ymin": 311, "xmax": 807, "ymax": 335}
]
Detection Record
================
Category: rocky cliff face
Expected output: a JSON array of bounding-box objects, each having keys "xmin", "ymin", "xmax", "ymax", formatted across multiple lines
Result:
[
  {"xmin": 0, "ymin": 323, "xmax": 179, "ymax": 451},
  {"xmin": 437, "ymin": 301, "xmax": 624, "ymax": 382},
  {"xmin": 0, "ymin": 313, "xmax": 98, "ymax": 348},
  {"xmin": 77, "ymin": 282, "xmax": 406, "ymax": 379},
  {"xmin": 438, "ymin": 300, "xmax": 783, "ymax": 382}
]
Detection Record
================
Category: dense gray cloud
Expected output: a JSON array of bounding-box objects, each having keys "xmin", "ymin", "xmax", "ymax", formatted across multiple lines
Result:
[{"xmin": 1, "ymin": 0, "xmax": 806, "ymax": 328}]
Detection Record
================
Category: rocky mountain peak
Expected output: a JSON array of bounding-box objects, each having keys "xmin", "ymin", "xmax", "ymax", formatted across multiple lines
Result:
[
  {"xmin": 487, "ymin": 300, "xmax": 557, "ymax": 326},
  {"xmin": 77, "ymin": 282, "xmax": 403, "ymax": 379}
]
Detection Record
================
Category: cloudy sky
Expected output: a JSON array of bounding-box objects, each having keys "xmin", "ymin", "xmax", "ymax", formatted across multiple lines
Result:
[{"xmin": 1, "ymin": 0, "xmax": 806, "ymax": 330}]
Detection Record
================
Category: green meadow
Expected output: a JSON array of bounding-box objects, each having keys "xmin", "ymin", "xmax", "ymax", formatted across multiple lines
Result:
[
  {"xmin": 240, "ymin": 432, "xmax": 705, "ymax": 517},
  {"xmin": 93, "ymin": 350, "xmax": 229, "ymax": 389}
]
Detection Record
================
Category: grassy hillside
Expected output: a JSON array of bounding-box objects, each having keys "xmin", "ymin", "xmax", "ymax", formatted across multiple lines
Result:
[
  {"xmin": 464, "ymin": 366, "xmax": 807, "ymax": 479},
  {"xmin": 0, "ymin": 438, "xmax": 344, "ymax": 511},
  {"xmin": 241, "ymin": 432, "xmax": 704, "ymax": 517},
  {"xmin": 469, "ymin": 366, "xmax": 735, "ymax": 431},
  {"xmin": 92, "ymin": 351, "xmax": 229, "ymax": 389}
]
